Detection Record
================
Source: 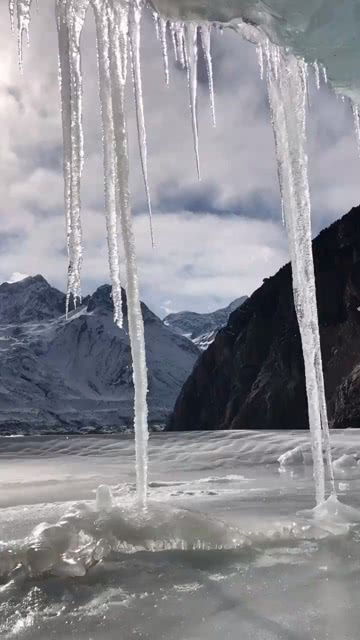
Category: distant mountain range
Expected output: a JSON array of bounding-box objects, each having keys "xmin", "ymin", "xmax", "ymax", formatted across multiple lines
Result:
[
  {"xmin": 168, "ymin": 206, "xmax": 360, "ymax": 431},
  {"xmin": 0, "ymin": 275, "xmax": 244, "ymax": 434},
  {"xmin": 0, "ymin": 275, "xmax": 199, "ymax": 433},
  {"xmin": 164, "ymin": 297, "xmax": 247, "ymax": 350}
]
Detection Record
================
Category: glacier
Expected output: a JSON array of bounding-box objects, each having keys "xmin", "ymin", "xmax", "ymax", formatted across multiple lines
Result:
[{"xmin": 7, "ymin": 0, "xmax": 360, "ymax": 506}]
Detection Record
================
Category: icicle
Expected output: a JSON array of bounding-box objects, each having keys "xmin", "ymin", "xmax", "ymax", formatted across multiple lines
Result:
[
  {"xmin": 9, "ymin": 0, "xmax": 15, "ymax": 32},
  {"xmin": 200, "ymin": 24, "xmax": 216, "ymax": 127},
  {"xmin": 56, "ymin": 0, "xmax": 88, "ymax": 314},
  {"xmin": 352, "ymin": 102, "xmax": 360, "ymax": 157},
  {"xmin": 174, "ymin": 22, "xmax": 185, "ymax": 68},
  {"xmin": 107, "ymin": 0, "xmax": 149, "ymax": 508},
  {"xmin": 159, "ymin": 18, "xmax": 169, "ymax": 85},
  {"xmin": 92, "ymin": 0, "xmax": 123, "ymax": 329},
  {"xmin": 321, "ymin": 64, "xmax": 328, "ymax": 84},
  {"xmin": 152, "ymin": 10, "xmax": 160, "ymax": 40},
  {"xmin": 14, "ymin": 0, "xmax": 32, "ymax": 72},
  {"xmin": 256, "ymin": 42, "xmax": 264, "ymax": 81},
  {"xmin": 169, "ymin": 22, "xmax": 178, "ymax": 62},
  {"xmin": 129, "ymin": 0, "xmax": 154, "ymax": 247},
  {"xmin": 313, "ymin": 60, "xmax": 320, "ymax": 90},
  {"xmin": 265, "ymin": 45, "xmax": 335, "ymax": 505},
  {"xmin": 185, "ymin": 23, "xmax": 201, "ymax": 180}
]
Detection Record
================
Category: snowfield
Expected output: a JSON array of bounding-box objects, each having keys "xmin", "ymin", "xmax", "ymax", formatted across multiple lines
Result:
[{"xmin": 2, "ymin": 430, "xmax": 360, "ymax": 639}]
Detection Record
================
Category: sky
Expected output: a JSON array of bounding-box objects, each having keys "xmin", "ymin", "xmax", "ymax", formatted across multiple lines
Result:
[{"xmin": 0, "ymin": 5, "xmax": 360, "ymax": 317}]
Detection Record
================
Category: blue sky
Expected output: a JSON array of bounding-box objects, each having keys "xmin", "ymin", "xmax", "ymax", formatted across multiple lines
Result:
[{"xmin": 0, "ymin": 4, "xmax": 359, "ymax": 316}]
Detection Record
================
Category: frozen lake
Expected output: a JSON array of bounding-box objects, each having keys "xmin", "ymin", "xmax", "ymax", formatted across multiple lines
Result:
[{"xmin": 1, "ymin": 430, "xmax": 360, "ymax": 639}]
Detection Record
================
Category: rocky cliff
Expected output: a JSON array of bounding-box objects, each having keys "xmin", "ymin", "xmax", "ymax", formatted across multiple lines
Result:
[{"xmin": 168, "ymin": 206, "xmax": 360, "ymax": 430}]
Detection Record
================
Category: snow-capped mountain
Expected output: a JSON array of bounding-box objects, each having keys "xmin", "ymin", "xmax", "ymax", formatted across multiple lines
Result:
[
  {"xmin": 164, "ymin": 297, "xmax": 247, "ymax": 350},
  {"xmin": 0, "ymin": 276, "xmax": 199, "ymax": 434}
]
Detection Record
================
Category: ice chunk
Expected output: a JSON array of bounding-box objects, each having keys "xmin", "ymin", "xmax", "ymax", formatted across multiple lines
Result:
[{"xmin": 96, "ymin": 484, "xmax": 113, "ymax": 513}]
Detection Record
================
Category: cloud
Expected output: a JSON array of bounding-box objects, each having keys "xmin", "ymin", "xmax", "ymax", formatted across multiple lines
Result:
[{"xmin": 0, "ymin": 5, "xmax": 359, "ymax": 316}]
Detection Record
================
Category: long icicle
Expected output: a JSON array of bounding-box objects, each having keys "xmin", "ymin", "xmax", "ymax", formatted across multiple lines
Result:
[
  {"xmin": 185, "ymin": 23, "xmax": 201, "ymax": 180},
  {"xmin": 66, "ymin": 0, "xmax": 87, "ymax": 311},
  {"xmin": 266, "ymin": 44, "xmax": 335, "ymax": 505},
  {"xmin": 169, "ymin": 22, "xmax": 178, "ymax": 62},
  {"xmin": 352, "ymin": 102, "xmax": 360, "ymax": 157},
  {"xmin": 313, "ymin": 60, "xmax": 320, "ymax": 90},
  {"xmin": 159, "ymin": 17, "xmax": 169, "ymax": 85},
  {"xmin": 200, "ymin": 24, "xmax": 216, "ymax": 127},
  {"xmin": 92, "ymin": 0, "xmax": 123, "ymax": 328},
  {"xmin": 56, "ymin": 0, "xmax": 88, "ymax": 315},
  {"xmin": 9, "ymin": 0, "xmax": 15, "ymax": 32},
  {"xmin": 129, "ymin": 0, "xmax": 154, "ymax": 247},
  {"xmin": 174, "ymin": 22, "xmax": 185, "ymax": 68},
  {"xmin": 108, "ymin": 0, "xmax": 149, "ymax": 508}
]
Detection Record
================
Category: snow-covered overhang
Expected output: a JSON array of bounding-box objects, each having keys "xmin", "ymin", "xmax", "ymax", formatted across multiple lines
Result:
[{"xmin": 151, "ymin": 0, "xmax": 360, "ymax": 99}]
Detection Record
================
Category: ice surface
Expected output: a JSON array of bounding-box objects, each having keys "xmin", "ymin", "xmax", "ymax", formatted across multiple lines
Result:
[{"xmin": 2, "ymin": 432, "xmax": 360, "ymax": 639}]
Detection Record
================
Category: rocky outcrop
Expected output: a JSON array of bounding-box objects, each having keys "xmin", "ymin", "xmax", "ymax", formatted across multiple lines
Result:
[{"xmin": 168, "ymin": 206, "xmax": 360, "ymax": 430}]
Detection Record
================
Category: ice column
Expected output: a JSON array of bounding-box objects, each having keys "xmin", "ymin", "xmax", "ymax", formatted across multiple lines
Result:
[
  {"xmin": 56, "ymin": 0, "xmax": 89, "ymax": 313},
  {"xmin": 107, "ymin": 0, "xmax": 149, "ymax": 507},
  {"xmin": 266, "ymin": 45, "xmax": 335, "ymax": 504}
]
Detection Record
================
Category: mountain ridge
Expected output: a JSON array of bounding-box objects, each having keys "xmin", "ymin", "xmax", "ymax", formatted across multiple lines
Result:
[{"xmin": 164, "ymin": 296, "xmax": 247, "ymax": 350}]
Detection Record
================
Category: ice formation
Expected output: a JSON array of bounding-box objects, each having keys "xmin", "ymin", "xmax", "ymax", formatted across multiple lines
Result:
[{"xmin": 9, "ymin": 0, "xmax": 360, "ymax": 507}]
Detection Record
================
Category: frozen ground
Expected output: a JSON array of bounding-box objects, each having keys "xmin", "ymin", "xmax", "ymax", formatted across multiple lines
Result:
[{"xmin": 1, "ymin": 431, "xmax": 360, "ymax": 639}]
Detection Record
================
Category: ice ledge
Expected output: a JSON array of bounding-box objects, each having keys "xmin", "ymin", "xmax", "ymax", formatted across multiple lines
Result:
[{"xmin": 151, "ymin": 0, "xmax": 360, "ymax": 99}]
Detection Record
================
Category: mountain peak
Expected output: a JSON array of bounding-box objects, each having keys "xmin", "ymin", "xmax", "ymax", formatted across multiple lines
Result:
[
  {"xmin": 0, "ymin": 274, "xmax": 66, "ymax": 324},
  {"xmin": 87, "ymin": 285, "xmax": 159, "ymax": 324}
]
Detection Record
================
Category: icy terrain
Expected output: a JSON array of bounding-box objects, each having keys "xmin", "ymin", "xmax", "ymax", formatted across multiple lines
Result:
[{"xmin": 1, "ymin": 431, "xmax": 360, "ymax": 639}]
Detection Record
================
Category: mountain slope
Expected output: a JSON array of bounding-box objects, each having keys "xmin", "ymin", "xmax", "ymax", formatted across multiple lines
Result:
[
  {"xmin": 164, "ymin": 297, "xmax": 247, "ymax": 350},
  {"xmin": 0, "ymin": 279, "xmax": 199, "ymax": 433},
  {"xmin": 168, "ymin": 206, "xmax": 360, "ymax": 431}
]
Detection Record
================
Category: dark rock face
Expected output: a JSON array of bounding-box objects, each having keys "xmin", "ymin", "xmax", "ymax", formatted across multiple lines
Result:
[{"xmin": 168, "ymin": 206, "xmax": 360, "ymax": 431}]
